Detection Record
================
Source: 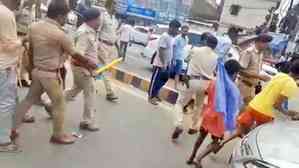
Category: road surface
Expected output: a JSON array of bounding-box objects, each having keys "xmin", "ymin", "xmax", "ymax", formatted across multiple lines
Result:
[{"xmin": 0, "ymin": 80, "xmax": 236, "ymax": 168}]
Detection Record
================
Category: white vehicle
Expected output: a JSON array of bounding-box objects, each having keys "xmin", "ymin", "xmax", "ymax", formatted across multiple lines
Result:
[
  {"xmin": 230, "ymin": 121, "xmax": 299, "ymax": 168},
  {"xmin": 131, "ymin": 26, "xmax": 150, "ymax": 46},
  {"xmin": 141, "ymin": 29, "xmax": 203, "ymax": 68}
]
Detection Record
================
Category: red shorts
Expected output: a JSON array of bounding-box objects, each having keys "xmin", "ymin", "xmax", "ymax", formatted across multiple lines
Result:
[{"xmin": 237, "ymin": 106, "xmax": 273, "ymax": 129}]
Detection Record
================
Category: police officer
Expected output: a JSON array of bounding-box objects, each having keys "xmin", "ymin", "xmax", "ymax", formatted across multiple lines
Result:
[
  {"xmin": 238, "ymin": 34, "xmax": 273, "ymax": 106},
  {"xmin": 97, "ymin": 0, "xmax": 119, "ymax": 101}
]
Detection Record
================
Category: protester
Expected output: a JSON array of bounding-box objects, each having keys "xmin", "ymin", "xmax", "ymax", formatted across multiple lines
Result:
[
  {"xmin": 186, "ymin": 60, "xmax": 243, "ymax": 168},
  {"xmin": 148, "ymin": 19, "xmax": 181, "ymax": 105},
  {"xmin": 0, "ymin": 0, "xmax": 23, "ymax": 152},
  {"xmin": 215, "ymin": 59, "xmax": 299, "ymax": 157},
  {"xmin": 172, "ymin": 24, "xmax": 189, "ymax": 90},
  {"xmin": 238, "ymin": 34, "xmax": 273, "ymax": 106},
  {"xmin": 97, "ymin": 0, "xmax": 119, "ymax": 102},
  {"xmin": 65, "ymin": 7, "xmax": 101, "ymax": 132},
  {"xmin": 14, "ymin": 0, "xmax": 97, "ymax": 145},
  {"xmin": 171, "ymin": 34, "xmax": 218, "ymax": 140},
  {"xmin": 148, "ymin": 27, "xmax": 154, "ymax": 41},
  {"xmin": 118, "ymin": 20, "xmax": 135, "ymax": 61}
]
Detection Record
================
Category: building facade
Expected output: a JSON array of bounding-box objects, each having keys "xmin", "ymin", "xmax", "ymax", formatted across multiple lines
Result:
[{"xmin": 116, "ymin": 0, "xmax": 192, "ymax": 24}]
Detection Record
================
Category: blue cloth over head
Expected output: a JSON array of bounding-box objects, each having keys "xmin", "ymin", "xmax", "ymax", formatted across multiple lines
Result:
[
  {"xmin": 215, "ymin": 58, "xmax": 243, "ymax": 132},
  {"xmin": 268, "ymin": 33, "xmax": 289, "ymax": 57}
]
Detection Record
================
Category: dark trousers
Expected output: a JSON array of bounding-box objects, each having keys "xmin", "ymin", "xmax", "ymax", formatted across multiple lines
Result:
[
  {"xmin": 120, "ymin": 41, "xmax": 128, "ymax": 60},
  {"xmin": 148, "ymin": 66, "xmax": 169, "ymax": 98}
]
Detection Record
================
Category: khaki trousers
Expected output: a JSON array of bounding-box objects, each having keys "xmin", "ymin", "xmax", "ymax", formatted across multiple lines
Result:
[
  {"xmin": 16, "ymin": 69, "xmax": 65, "ymax": 137},
  {"xmin": 65, "ymin": 66, "xmax": 96, "ymax": 125},
  {"xmin": 173, "ymin": 79, "xmax": 210, "ymax": 130},
  {"xmin": 98, "ymin": 42, "xmax": 117, "ymax": 96}
]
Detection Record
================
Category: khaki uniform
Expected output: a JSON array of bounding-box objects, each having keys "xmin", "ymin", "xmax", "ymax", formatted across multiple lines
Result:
[
  {"xmin": 16, "ymin": 18, "xmax": 75, "ymax": 138},
  {"xmin": 174, "ymin": 47, "xmax": 218, "ymax": 130},
  {"xmin": 97, "ymin": 11, "xmax": 118, "ymax": 96},
  {"xmin": 65, "ymin": 23, "xmax": 98, "ymax": 126},
  {"xmin": 238, "ymin": 45, "xmax": 263, "ymax": 105},
  {"xmin": 0, "ymin": 3, "xmax": 21, "ymax": 144}
]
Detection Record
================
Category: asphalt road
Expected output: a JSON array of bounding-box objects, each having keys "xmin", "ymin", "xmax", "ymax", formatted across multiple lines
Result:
[
  {"xmin": 0, "ymin": 79, "xmax": 237, "ymax": 168},
  {"xmin": 117, "ymin": 44, "xmax": 153, "ymax": 79}
]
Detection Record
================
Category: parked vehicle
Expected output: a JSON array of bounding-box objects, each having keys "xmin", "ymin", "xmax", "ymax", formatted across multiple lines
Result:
[
  {"xmin": 141, "ymin": 29, "xmax": 203, "ymax": 64},
  {"xmin": 141, "ymin": 27, "xmax": 278, "ymax": 79},
  {"xmin": 230, "ymin": 121, "xmax": 299, "ymax": 168},
  {"xmin": 131, "ymin": 26, "xmax": 150, "ymax": 46}
]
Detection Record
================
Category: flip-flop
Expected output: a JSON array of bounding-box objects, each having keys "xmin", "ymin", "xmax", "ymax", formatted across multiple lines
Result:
[{"xmin": 0, "ymin": 144, "xmax": 22, "ymax": 153}]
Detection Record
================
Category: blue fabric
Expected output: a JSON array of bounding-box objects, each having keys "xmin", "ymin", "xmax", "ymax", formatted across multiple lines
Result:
[
  {"xmin": 173, "ymin": 35, "xmax": 188, "ymax": 61},
  {"xmin": 148, "ymin": 66, "xmax": 169, "ymax": 98},
  {"xmin": 213, "ymin": 33, "xmax": 232, "ymax": 58},
  {"xmin": 172, "ymin": 60, "xmax": 183, "ymax": 76},
  {"xmin": 282, "ymin": 101, "xmax": 288, "ymax": 111},
  {"xmin": 215, "ymin": 58, "xmax": 243, "ymax": 131},
  {"xmin": 268, "ymin": 33, "xmax": 289, "ymax": 57}
]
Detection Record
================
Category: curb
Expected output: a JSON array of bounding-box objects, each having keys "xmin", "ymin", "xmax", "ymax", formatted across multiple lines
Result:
[{"xmin": 110, "ymin": 67, "xmax": 178, "ymax": 105}]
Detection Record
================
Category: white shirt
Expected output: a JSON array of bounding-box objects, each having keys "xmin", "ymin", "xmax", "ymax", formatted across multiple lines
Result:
[
  {"xmin": 187, "ymin": 46, "xmax": 218, "ymax": 80},
  {"xmin": 119, "ymin": 24, "xmax": 134, "ymax": 42},
  {"xmin": 153, "ymin": 33, "xmax": 175, "ymax": 67}
]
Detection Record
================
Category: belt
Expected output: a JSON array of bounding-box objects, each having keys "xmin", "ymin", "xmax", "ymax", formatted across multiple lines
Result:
[
  {"xmin": 189, "ymin": 75, "xmax": 210, "ymax": 81},
  {"xmin": 241, "ymin": 80, "xmax": 254, "ymax": 87},
  {"xmin": 36, "ymin": 67, "xmax": 60, "ymax": 73},
  {"xmin": 100, "ymin": 39, "xmax": 114, "ymax": 46},
  {"xmin": 71, "ymin": 59, "xmax": 88, "ymax": 69}
]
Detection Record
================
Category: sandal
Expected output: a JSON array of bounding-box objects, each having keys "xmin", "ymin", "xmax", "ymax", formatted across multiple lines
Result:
[
  {"xmin": 22, "ymin": 115, "xmax": 35, "ymax": 123},
  {"xmin": 0, "ymin": 144, "xmax": 21, "ymax": 153},
  {"xmin": 50, "ymin": 134, "xmax": 76, "ymax": 145},
  {"xmin": 10, "ymin": 130, "xmax": 19, "ymax": 141}
]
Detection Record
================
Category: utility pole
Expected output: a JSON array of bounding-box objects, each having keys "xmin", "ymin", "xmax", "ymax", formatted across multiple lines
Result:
[
  {"xmin": 289, "ymin": 0, "xmax": 294, "ymax": 11},
  {"xmin": 35, "ymin": 0, "xmax": 41, "ymax": 19}
]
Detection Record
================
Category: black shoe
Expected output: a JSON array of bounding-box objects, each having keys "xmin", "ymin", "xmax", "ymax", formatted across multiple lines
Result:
[
  {"xmin": 171, "ymin": 127, "xmax": 183, "ymax": 140},
  {"xmin": 188, "ymin": 129, "xmax": 198, "ymax": 135},
  {"xmin": 18, "ymin": 80, "xmax": 30, "ymax": 87},
  {"xmin": 106, "ymin": 94, "xmax": 119, "ymax": 102},
  {"xmin": 155, "ymin": 96, "xmax": 162, "ymax": 102},
  {"xmin": 22, "ymin": 115, "xmax": 35, "ymax": 123}
]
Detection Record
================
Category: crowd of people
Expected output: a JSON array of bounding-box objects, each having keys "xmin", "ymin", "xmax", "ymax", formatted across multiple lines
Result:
[
  {"xmin": 147, "ymin": 12, "xmax": 299, "ymax": 168},
  {"xmin": 1, "ymin": 0, "xmax": 299, "ymax": 168}
]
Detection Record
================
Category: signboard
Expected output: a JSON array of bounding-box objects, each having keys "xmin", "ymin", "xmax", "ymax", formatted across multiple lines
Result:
[
  {"xmin": 183, "ymin": 0, "xmax": 193, "ymax": 6},
  {"xmin": 126, "ymin": 6, "xmax": 156, "ymax": 20}
]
